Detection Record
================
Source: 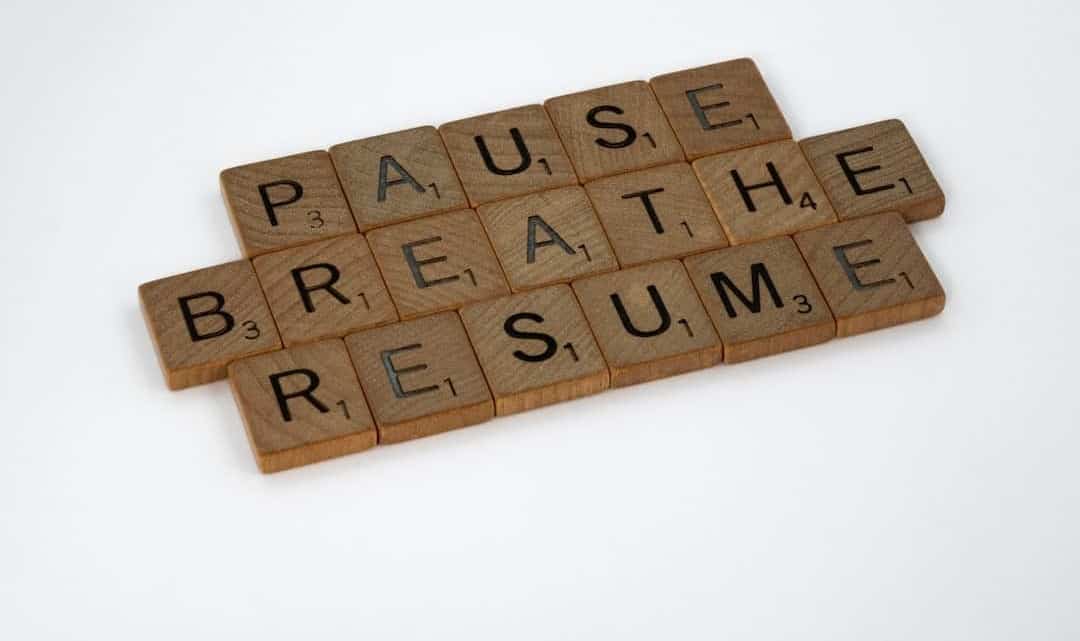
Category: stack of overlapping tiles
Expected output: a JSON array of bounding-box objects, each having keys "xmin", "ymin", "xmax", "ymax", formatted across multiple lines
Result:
[{"xmin": 139, "ymin": 58, "xmax": 946, "ymax": 472}]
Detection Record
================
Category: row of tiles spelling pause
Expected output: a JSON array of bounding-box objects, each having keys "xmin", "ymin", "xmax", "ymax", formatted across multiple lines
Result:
[{"xmin": 218, "ymin": 58, "xmax": 944, "ymax": 260}]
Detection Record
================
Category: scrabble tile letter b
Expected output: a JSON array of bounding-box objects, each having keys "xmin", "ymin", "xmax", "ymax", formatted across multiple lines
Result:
[
  {"xmin": 345, "ymin": 312, "xmax": 494, "ymax": 444},
  {"xmin": 800, "ymin": 119, "xmax": 944, "ymax": 223},
  {"xmin": 794, "ymin": 212, "xmax": 945, "ymax": 337},
  {"xmin": 650, "ymin": 58, "xmax": 792, "ymax": 160},
  {"xmin": 229, "ymin": 339, "xmax": 377, "ymax": 473},
  {"xmin": 221, "ymin": 151, "xmax": 357, "ymax": 257},
  {"xmin": 139, "ymin": 261, "xmax": 282, "ymax": 389},
  {"xmin": 440, "ymin": 105, "xmax": 578, "ymax": 207}
]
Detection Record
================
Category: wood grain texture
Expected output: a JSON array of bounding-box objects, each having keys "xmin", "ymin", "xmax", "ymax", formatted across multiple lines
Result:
[
  {"xmin": 220, "ymin": 150, "xmax": 356, "ymax": 257},
  {"xmin": 367, "ymin": 209, "xmax": 510, "ymax": 319},
  {"xmin": 793, "ymin": 212, "xmax": 945, "ymax": 337},
  {"xmin": 344, "ymin": 311, "xmax": 493, "ymax": 444},
  {"xmin": 440, "ymin": 105, "xmax": 578, "ymax": 207},
  {"xmin": 693, "ymin": 140, "xmax": 837, "ymax": 245},
  {"xmin": 683, "ymin": 237, "xmax": 835, "ymax": 363},
  {"xmin": 477, "ymin": 185, "xmax": 617, "ymax": 292},
  {"xmin": 572, "ymin": 260, "xmax": 722, "ymax": 387},
  {"xmin": 252, "ymin": 234, "xmax": 397, "ymax": 347},
  {"xmin": 228, "ymin": 339, "xmax": 376, "ymax": 473},
  {"xmin": 544, "ymin": 81, "xmax": 684, "ymax": 182},
  {"xmin": 329, "ymin": 126, "xmax": 467, "ymax": 231},
  {"xmin": 800, "ymin": 119, "xmax": 944, "ymax": 223},
  {"xmin": 584, "ymin": 162, "xmax": 729, "ymax": 266},
  {"xmin": 460, "ymin": 285, "xmax": 609, "ymax": 415},
  {"xmin": 139, "ymin": 260, "xmax": 281, "ymax": 390},
  {"xmin": 650, "ymin": 58, "xmax": 792, "ymax": 160}
]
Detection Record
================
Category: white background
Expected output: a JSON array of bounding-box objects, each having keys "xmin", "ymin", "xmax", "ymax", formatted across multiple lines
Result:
[{"xmin": 2, "ymin": 1, "xmax": 1078, "ymax": 639}]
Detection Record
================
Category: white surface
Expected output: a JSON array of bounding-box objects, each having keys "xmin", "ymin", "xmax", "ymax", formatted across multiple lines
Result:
[{"xmin": 2, "ymin": 1, "xmax": 1078, "ymax": 638}]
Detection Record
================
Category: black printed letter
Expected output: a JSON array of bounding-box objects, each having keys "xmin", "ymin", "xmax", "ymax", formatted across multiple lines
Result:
[
  {"xmin": 836, "ymin": 147, "xmax": 894, "ymax": 196},
  {"xmin": 178, "ymin": 292, "xmax": 235, "ymax": 342},
  {"xmin": 833, "ymin": 239, "xmax": 895, "ymax": 290},
  {"xmin": 610, "ymin": 285, "xmax": 671, "ymax": 338},
  {"xmin": 730, "ymin": 162, "xmax": 791, "ymax": 212},
  {"xmin": 291, "ymin": 263, "xmax": 350, "ymax": 313},
  {"xmin": 269, "ymin": 368, "xmax": 329, "ymax": 422},
  {"xmin": 586, "ymin": 105, "xmax": 637, "ymax": 149},
  {"xmin": 257, "ymin": 180, "xmax": 303, "ymax": 226},
  {"xmin": 504, "ymin": 312, "xmax": 559, "ymax": 363},
  {"xmin": 475, "ymin": 128, "xmax": 532, "ymax": 175},
  {"xmin": 402, "ymin": 237, "xmax": 459, "ymax": 288},
  {"xmin": 377, "ymin": 155, "xmax": 425, "ymax": 202},
  {"xmin": 709, "ymin": 263, "xmax": 784, "ymax": 318}
]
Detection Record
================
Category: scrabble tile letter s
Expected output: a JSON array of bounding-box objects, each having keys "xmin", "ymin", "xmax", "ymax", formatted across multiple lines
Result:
[{"xmin": 140, "ymin": 260, "xmax": 282, "ymax": 390}]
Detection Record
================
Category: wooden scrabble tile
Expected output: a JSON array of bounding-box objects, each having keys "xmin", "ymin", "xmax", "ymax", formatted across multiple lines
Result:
[
  {"xmin": 693, "ymin": 140, "xmax": 837, "ymax": 245},
  {"xmin": 367, "ymin": 209, "xmax": 510, "ymax": 319},
  {"xmin": 344, "ymin": 311, "xmax": 493, "ymax": 444},
  {"xmin": 220, "ymin": 151, "xmax": 356, "ymax": 257},
  {"xmin": 460, "ymin": 285, "xmax": 609, "ymax": 415},
  {"xmin": 544, "ymin": 81, "xmax": 684, "ymax": 182},
  {"xmin": 572, "ymin": 260, "xmax": 722, "ymax": 387},
  {"xmin": 477, "ymin": 186, "xmax": 617, "ymax": 292},
  {"xmin": 440, "ymin": 105, "xmax": 578, "ymax": 207},
  {"xmin": 329, "ymin": 126, "xmax": 468, "ymax": 231},
  {"xmin": 228, "ymin": 339, "xmax": 376, "ymax": 473},
  {"xmin": 251, "ymin": 234, "xmax": 397, "ymax": 347},
  {"xmin": 793, "ymin": 212, "xmax": 945, "ymax": 337},
  {"xmin": 584, "ymin": 162, "xmax": 729, "ymax": 266},
  {"xmin": 650, "ymin": 58, "xmax": 792, "ymax": 160},
  {"xmin": 683, "ymin": 237, "xmax": 834, "ymax": 363},
  {"xmin": 800, "ymin": 119, "xmax": 944, "ymax": 223},
  {"xmin": 139, "ymin": 260, "xmax": 282, "ymax": 390}
]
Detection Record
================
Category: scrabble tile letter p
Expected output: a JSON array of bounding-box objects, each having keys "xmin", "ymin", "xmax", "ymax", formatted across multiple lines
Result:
[
  {"xmin": 139, "ymin": 261, "xmax": 282, "ymax": 389},
  {"xmin": 221, "ymin": 151, "xmax": 357, "ymax": 257}
]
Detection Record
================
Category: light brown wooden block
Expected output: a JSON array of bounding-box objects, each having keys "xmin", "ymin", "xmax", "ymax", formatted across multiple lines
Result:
[
  {"xmin": 460, "ymin": 285, "xmax": 609, "ymax": 415},
  {"xmin": 693, "ymin": 140, "xmax": 837, "ymax": 245},
  {"xmin": 584, "ymin": 162, "xmax": 729, "ymax": 266},
  {"xmin": 793, "ymin": 212, "xmax": 945, "ymax": 337},
  {"xmin": 572, "ymin": 260, "xmax": 722, "ymax": 387},
  {"xmin": 139, "ymin": 260, "xmax": 282, "ymax": 390},
  {"xmin": 228, "ymin": 339, "xmax": 377, "ymax": 473},
  {"xmin": 251, "ymin": 234, "xmax": 397, "ymax": 347},
  {"xmin": 544, "ymin": 81, "xmax": 684, "ymax": 182},
  {"xmin": 650, "ymin": 58, "xmax": 792, "ymax": 160},
  {"xmin": 367, "ymin": 209, "xmax": 509, "ymax": 319},
  {"xmin": 439, "ymin": 105, "xmax": 578, "ymax": 207},
  {"xmin": 220, "ymin": 151, "xmax": 356, "ymax": 257},
  {"xmin": 683, "ymin": 237, "xmax": 835, "ymax": 363},
  {"xmin": 800, "ymin": 119, "xmax": 944, "ymax": 223},
  {"xmin": 344, "ymin": 311, "xmax": 493, "ymax": 444},
  {"xmin": 329, "ymin": 126, "xmax": 468, "ymax": 231},
  {"xmin": 477, "ymin": 186, "xmax": 617, "ymax": 292}
]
